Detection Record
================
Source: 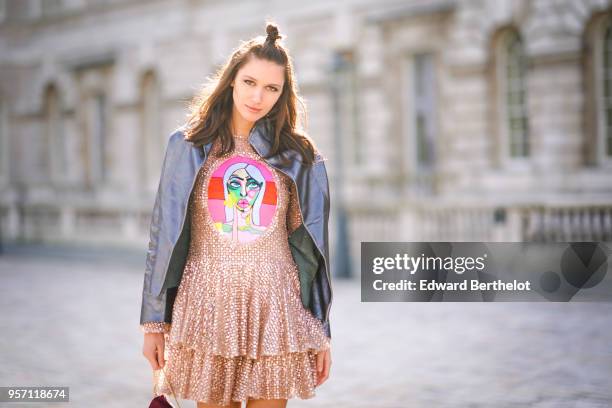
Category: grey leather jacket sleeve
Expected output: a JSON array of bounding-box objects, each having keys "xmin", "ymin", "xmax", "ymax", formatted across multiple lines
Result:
[
  {"xmin": 139, "ymin": 132, "xmax": 175, "ymax": 325},
  {"xmin": 313, "ymin": 157, "xmax": 332, "ymax": 338}
]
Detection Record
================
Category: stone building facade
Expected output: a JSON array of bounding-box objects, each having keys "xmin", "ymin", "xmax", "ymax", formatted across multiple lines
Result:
[{"xmin": 0, "ymin": 0, "xmax": 611, "ymax": 274}]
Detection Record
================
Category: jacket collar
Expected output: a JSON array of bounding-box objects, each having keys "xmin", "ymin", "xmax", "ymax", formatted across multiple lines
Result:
[{"xmin": 247, "ymin": 118, "xmax": 276, "ymax": 158}]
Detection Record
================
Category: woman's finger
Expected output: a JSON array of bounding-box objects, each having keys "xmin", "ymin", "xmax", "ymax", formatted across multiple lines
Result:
[
  {"xmin": 143, "ymin": 338, "xmax": 160, "ymax": 370},
  {"xmin": 157, "ymin": 341, "xmax": 166, "ymax": 369},
  {"xmin": 315, "ymin": 350, "xmax": 325, "ymax": 386},
  {"xmin": 315, "ymin": 350, "xmax": 330, "ymax": 386},
  {"xmin": 321, "ymin": 350, "xmax": 330, "ymax": 379},
  {"xmin": 316, "ymin": 350, "xmax": 325, "ymax": 373}
]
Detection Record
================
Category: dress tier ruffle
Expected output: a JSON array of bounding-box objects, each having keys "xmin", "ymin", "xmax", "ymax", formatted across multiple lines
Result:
[
  {"xmin": 152, "ymin": 135, "xmax": 331, "ymax": 406},
  {"xmin": 168, "ymin": 256, "xmax": 331, "ymax": 359},
  {"xmin": 160, "ymin": 344, "xmax": 321, "ymax": 404}
]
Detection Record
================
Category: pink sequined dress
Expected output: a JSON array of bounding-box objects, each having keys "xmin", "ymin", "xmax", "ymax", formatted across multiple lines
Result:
[{"xmin": 142, "ymin": 133, "xmax": 331, "ymax": 406}]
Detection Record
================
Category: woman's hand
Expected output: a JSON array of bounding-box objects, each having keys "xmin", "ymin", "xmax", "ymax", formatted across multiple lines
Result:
[
  {"xmin": 315, "ymin": 347, "xmax": 331, "ymax": 387},
  {"xmin": 143, "ymin": 333, "xmax": 166, "ymax": 370}
]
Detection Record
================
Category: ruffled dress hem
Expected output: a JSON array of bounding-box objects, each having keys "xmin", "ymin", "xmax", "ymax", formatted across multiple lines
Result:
[{"xmin": 155, "ymin": 339, "xmax": 329, "ymax": 406}]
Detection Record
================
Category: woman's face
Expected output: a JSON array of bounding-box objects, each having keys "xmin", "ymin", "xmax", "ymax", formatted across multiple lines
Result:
[
  {"xmin": 226, "ymin": 168, "xmax": 262, "ymax": 213},
  {"xmin": 231, "ymin": 56, "xmax": 285, "ymax": 124}
]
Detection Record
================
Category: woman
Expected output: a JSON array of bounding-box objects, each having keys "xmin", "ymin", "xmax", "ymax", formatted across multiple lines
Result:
[{"xmin": 140, "ymin": 22, "xmax": 333, "ymax": 408}]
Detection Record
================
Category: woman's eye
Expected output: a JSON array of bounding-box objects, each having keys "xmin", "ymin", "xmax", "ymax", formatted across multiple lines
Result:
[{"xmin": 243, "ymin": 80, "xmax": 277, "ymax": 92}]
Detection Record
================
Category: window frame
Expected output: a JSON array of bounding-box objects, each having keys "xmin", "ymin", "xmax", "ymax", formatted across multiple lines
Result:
[
  {"xmin": 401, "ymin": 51, "xmax": 439, "ymax": 181},
  {"xmin": 593, "ymin": 14, "xmax": 612, "ymax": 167},
  {"xmin": 495, "ymin": 28, "xmax": 531, "ymax": 170}
]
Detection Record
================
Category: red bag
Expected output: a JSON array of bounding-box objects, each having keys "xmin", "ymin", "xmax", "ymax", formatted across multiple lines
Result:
[{"xmin": 149, "ymin": 394, "xmax": 173, "ymax": 408}]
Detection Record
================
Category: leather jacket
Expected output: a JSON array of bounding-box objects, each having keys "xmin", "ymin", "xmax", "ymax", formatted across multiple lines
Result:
[{"xmin": 139, "ymin": 118, "xmax": 333, "ymax": 338}]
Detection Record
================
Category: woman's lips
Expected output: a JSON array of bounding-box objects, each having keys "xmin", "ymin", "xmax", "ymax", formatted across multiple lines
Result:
[
  {"xmin": 238, "ymin": 199, "xmax": 249, "ymax": 208},
  {"xmin": 246, "ymin": 104, "xmax": 262, "ymax": 113}
]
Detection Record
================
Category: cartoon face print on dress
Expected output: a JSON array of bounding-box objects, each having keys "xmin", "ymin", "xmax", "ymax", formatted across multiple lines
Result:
[{"xmin": 208, "ymin": 155, "xmax": 277, "ymax": 243}]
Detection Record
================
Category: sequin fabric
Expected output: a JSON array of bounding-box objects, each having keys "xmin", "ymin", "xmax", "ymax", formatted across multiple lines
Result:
[
  {"xmin": 141, "ymin": 322, "xmax": 170, "ymax": 333},
  {"xmin": 142, "ymin": 133, "xmax": 331, "ymax": 406}
]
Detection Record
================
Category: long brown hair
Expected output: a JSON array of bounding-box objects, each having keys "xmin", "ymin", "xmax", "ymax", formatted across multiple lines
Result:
[{"xmin": 183, "ymin": 22, "xmax": 317, "ymax": 166}]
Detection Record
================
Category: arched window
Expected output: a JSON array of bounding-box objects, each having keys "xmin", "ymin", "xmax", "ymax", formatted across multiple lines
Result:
[{"xmin": 496, "ymin": 29, "xmax": 530, "ymax": 161}]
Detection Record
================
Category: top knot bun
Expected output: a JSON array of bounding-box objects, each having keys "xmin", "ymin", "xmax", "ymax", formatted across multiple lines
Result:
[{"xmin": 265, "ymin": 23, "xmax": 282, "ymax": 43}]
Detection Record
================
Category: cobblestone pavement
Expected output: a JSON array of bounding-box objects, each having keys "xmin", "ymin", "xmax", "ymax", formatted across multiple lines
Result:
[{"xmin": 0, "ymin": 244, "xmax": 611, "ymax": 408}]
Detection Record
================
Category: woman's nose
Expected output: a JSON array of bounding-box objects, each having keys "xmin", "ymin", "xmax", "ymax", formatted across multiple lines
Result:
[{"xmin": 252, "ymin": 88, "xmax": 263, "ymax": 103}]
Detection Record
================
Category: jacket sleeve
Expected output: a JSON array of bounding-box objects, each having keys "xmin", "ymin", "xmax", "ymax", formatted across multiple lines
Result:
[
  {"xmin": 314, "ymin": 156, "xmax": 332, "ymax": 340},
  {"xmin": 139, "ymin": 130, "xmax": 178, "ymax": 332}
]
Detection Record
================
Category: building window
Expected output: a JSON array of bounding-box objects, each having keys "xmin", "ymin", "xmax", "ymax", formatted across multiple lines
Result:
[
  {"xmin": 497, "ymin": 29, "xmax": 530, "ymax": 160},
  {"xmin": 401, "ymin": 52, "xmax": 438, "ymax": 194},
  {"xmin": 88, "ymin": 92, "xmax": 107, "ymax": 184},
  {"xmin": 412, "ymin": 52, "xmax": 437, "ymax": 170},
  {"xmin": 331, "ymin": 49, "xmax": 361, "ymax": 168},
  {"xmin": 584, "ymin": 12, "xmax": 612, "ymax": 166},
  {"xmin": 44, "ymin": 85, "xmax": 67, "ymax": 184},
  {"xmin": 140, "ymin": 71, "xmax": 162, "ymax": 191}
]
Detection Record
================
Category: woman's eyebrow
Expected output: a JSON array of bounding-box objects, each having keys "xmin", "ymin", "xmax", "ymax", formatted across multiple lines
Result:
[{"xmin": 242, "ymin": 75, "xmax": 282, "ymax": 88}]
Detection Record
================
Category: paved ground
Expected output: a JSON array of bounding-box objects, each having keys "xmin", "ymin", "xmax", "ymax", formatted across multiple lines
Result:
[{"xmin": 0, "ymin": 244, "xmax": 611, "ymax": 408}]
